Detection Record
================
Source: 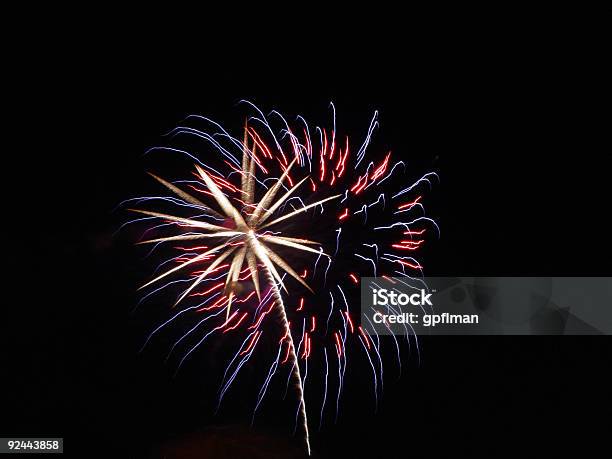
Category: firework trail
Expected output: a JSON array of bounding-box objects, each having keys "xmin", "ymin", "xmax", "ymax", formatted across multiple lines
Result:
[{"xmin": 125, "ymin": 101, "xmax": 438, "ymax": 455}]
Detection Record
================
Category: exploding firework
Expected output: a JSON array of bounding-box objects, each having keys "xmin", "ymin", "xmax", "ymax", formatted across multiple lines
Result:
[{"xmin": 124, "ymin": 101, "xmax": 438, "ymax": 455}]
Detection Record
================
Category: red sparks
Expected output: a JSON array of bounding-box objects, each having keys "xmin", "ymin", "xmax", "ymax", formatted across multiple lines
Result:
[
  {"xmin": 403, "ymin": 228, "xmax": 426, "ymax": 236},
  {"xmin": 319, "ymin": 129, "xmax": 341, "ymax": 183},
  {"xmin": 176, "ymin": 256, "xmax": 209, "ymax": 263},
  {"xmin": 240, "ymin": 330, "xmax": 262, "ymax": 355},
  {"xmin": 224, "ymin": 159, "xmax": 246, "ymax": 179},
  {"xmin": 174, "ymin": 245, "xmax": 209, "ymax": 251},
  {"xmin": 306, "ymin": 336, "xmax": 312, "ymax": 358},
  {"xmin": 233, "ymin": 196, "xmax": 259, "ymax": 209},
  {"xmin": 339, "ymin": 208, "xmax": 349, "ymax": 220},
  {"xmin": 322, "ymin": 129, "xmax": 328, "ymax": 158},
  {"xmin": 234, "ymin": 291, "xmax": 256, "ymax": 303},
  {"xmin": 187, "ymin": 184, "xmax": 215, "ymax": 197},
  {"xmin": 281, "ymin": 341, "xmax": 292, "ymax": 363},
  {"xmin": 349, "ymin": 273, "xmax": 359, "ymax": 284},
  {"xmin": 211, "ymin": 173, "xmax": 239, "ymax": 193},
  {"xmin": 247, "ymin": 127, "xmax": 272, "ymax": 159},
  {"xmin": 396, "ymin": 259, "xmax": 422, "ymax": 270},
  {"xmin": 191, "ymin": 282, "xmax": 224, "ymax": 296},
  {"xmin": 399, "ymin": 240, "xmax": 424, "ymax": 246},
  {"xmin": 196, "ymin": 295, "xmax": 228, "ymax": 312},
  {"xmin": 192, "ymin": 262, "xmax": 230, "ymax": 276},
  {"xmin": 334, "ymin": 331, "xmax": 343, "ymax": 357},
  {"xmin": 350, "ymin": 152, "xmax": 391, "ymax": 194},
  {"xmin": 397, "ymin": 195, "xmax": 422, "ymax": 210},
  {"xmin": 319, "ymin": 151, "xmax": 326, "ymax": 182},
  {"xmin": 218, "ymin": 310, "xmax": 239, "ymax": 329},
  {"xmin": 279, "ymin": 149, "xmax": 289, "ymax": 166},
  {"xmin": 243, "ymin": 130, "xmax": 270, "ymax": 174},
  {"xmin": 335, "ymin": 136, "xmax": 349, "ymax": 177},
  {"xmin": 297, "ymin": 297, "xmax": 305, "ymax": 311},
  {"xmin": 350, "ymin": 173, "xmax": 368, "ymax": 194},
  {"xmin": 219, "ymin": 266, "xmax": 251, "ymax": 282},
  {"xmin": 310, "ymin": 316, "xmax": 316, "ymax": 333},
  {"xmin": 344, "ymin": 311, "xmax": 355, "ymax": 334},
  {"xmin": 392, "ymin": 240, "xmax": 424, "ymax": 251},
  {"xmin": 289, "ymin": 134, "xmax": 300, "ymax": 164},
  {"xmin": 249, "ymin": 300, "xmax": 274, "ymax": 330},
  {"xmin": 358, "ymin": 326, "xmax": 371, "ymax": 350},
  {"xmin": 303, "ymin": 128, "xmax": 312, "ymax": 158},
  {"xmin": 279, "ymin": 325, "xmax": 290, "ymax": 344},
  {"xmin": 370, "ymin": 152, "xmax": 391, "ymax": 182},
  {"xmin": 223, "ymin": 311, "xmax": 248, "ymax": 333},
  {"xmin": 329, "ymin": 131, "xmax": 336, "ymax": 160},
  {"xmin": 301, "ymin": 332, "xmax": 310, "ymax": 358}
]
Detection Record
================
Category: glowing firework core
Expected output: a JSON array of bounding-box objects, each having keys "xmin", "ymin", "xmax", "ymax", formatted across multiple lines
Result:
[
  {"xmin": 132, "ymin": 140, "xmax": 340, "ymax": 319},
  {"xmin": 131, "ymin": 127, "xmax": 343, "ymax": 455},
  {"xmin": 129, "ymin": 105, "xmax": 438, "ymax": 457}
]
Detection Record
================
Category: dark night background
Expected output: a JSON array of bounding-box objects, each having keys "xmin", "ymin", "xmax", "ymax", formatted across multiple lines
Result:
[{"xmin": 1, "ymin": 27, "xmax": 610, "ymax": 458}]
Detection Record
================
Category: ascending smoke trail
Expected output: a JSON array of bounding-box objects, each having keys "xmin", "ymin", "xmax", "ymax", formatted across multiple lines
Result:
[{"xmin": 264, "ymin": 265, "xmax": 311, "ymax": 455}]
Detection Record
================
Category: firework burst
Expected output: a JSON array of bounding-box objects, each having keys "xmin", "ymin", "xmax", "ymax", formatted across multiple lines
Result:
[{"xmin": 125, "ymin": 101, "xmax": 438, "ymax": 455}]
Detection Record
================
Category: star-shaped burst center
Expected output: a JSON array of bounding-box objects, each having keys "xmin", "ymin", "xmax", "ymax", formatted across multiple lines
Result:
[{"xmin": 131, "ymin": 129, "xmax": 340, "ymax": 317}]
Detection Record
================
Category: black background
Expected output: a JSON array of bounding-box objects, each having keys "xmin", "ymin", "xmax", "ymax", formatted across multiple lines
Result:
[{"xmin": 2, "ymin": 30, "xmax": 610, "ymax": 458}]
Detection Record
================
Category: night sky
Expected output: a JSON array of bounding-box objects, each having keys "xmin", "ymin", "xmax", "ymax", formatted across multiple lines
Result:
[{"xmin": 2, "ymin": 45, "xmax": 609, "ymax": 458}]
